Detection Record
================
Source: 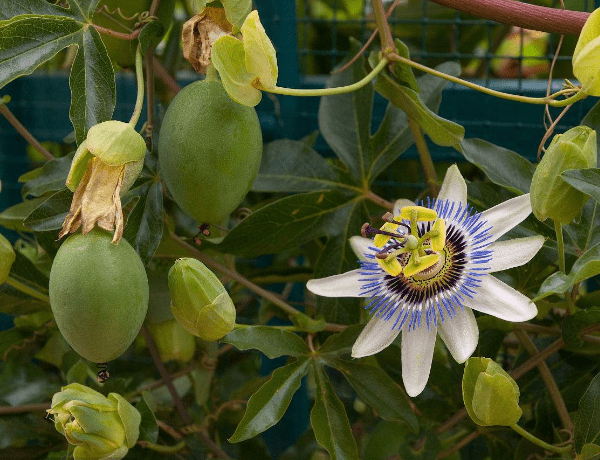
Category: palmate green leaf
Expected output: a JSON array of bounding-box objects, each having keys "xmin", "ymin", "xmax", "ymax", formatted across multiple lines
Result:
[
  {"xmin": 581, "ymin": 444, "xmax": 600, "ymax": 460},
  {"xmin": 461, "ymin": 138, "xmax": 535, "ymax": 194},
  {"xmin": 562, "ymin": 168, "xmax": 600, "ymax": 203},
  {"xmin": 138, "ymin": 20, "xmax": 165, "ymax": 56},
  {"xmin": 23, "ymin": 188, "xmax": 72, "ymax": 232},
  {"xmin": 229, "ymin": 357, "xmax": 310, "ymax": 442},
  {"xmin": 137, "ymin": 392, "xmax": 159, "ymax": 444},
  {"xmin": 0, "ymin": 283, "xmax": 48, "ymax": 315},
  {"xmin": 222, "ymin": 325, "xmax": 310, "ymax": 358},
  {"xmin": 317, "ymin": 325, "xmax": 363, "ymax": 357},
  {"xmin": 122, "ymin": 180, "xmax": 164, "ymax": 265},
  {"xmin": 327, "ymin": 358, "xmax": 418, "ymax": 430},
  {"xmin": 221, "ymin": 0, "xmax": 252, "ymax": 29},
  {"xmin": 0, "ymin": 0, "xmax": 114, "ymax": 143},
  {"xmin": 318, "ymin": 40, "xmax": 374, "ymax": 184},
  {"xmin": 575, "ymin": 372, "xmax": 600, "ymax": 453},
  {"xmin": 206, "ymin": 189, "xmax": 360, "ymax": 257},
  {"xmin": 314, "ymin": 199, "xmax": 369, "ymax": 324},
  {"xmin": 311, "ymin": 361, "xmax": 359, "ymax": 460},
  {"xmin": 252, "ymin": 137, "xmax": 352, "ymax": 193},
  {"xmin": 537, "ymin": 241, "xmax": 600, "ymax": 299},
  {"xmin": 11, "ymin": 251, "xmax": 49, "ymax": 290},
  {"xmin": 20, "ymin": 153, "xmax": 73, "ymax": 198},
  {"xmin": 563, "ymin": 307, "xmax": 600, "ymax": 348},
  {"xmin": 0, "ymin": 196, "xmax": 47, "ymax": 231},
  {"xmin": 369, "ymin": 53, "xmax": 464, "ymax": 150},
  {"xmin": 368, "ymin": 61, "xmax": 460, "ymax": 181},
  {"xmin": 389, "ymin": 38, "xmax": 420, "ymax": 93},
  {"xmin": 69, "ymin": 26, "xmax": 116, "ymax": 144}
]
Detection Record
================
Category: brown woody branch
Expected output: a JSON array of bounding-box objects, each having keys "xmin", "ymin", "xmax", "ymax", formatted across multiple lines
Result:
[{"xmin": 428, "ymin": 0, "xmax": 588, "ymax": 35}]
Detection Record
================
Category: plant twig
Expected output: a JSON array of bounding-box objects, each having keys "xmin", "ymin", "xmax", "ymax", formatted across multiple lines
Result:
[
  {"xmin": 427, "ymin": 0, "xmax": 588, "ymax": 35},
  {"xmin": 333, "ymin": 0, "xmax": 403, "ymax": 74},
  {"xmin": 437, "ymin": 431, "xmax": 480, "ymax": 459},
  {"xmin": 0, "ymin": 99, "xmax": 54, "ymax": 161},
  {"xmin": 0, "ymin": 403, "xmax": 50, "ymax": 415},
  {"xmin": 138, "ymin": 440, "xmax": 186, "ymax": 453},
  {"xmin": 372, "ymin": 0, "xmax": 395, "ymax": 51},
  {"xmin": 153, "ymin": 56, "xmax": 181, "ymax": 94},
  {"xmin": 365, "ymin": 191, "xmax": 394, "ymax": 210},
  {"xmin": 514, "ymin": 330, "xmax": 573, "ymax": 431},
  {"xmin": 408, "ymin": 118, "xmax": 439, "ymax": 197},
  {"xmin": 91, "ymin": 23, "xmax": 143, "ymax": 41},
  {"xmin": 170, "ymin": 233, "xmax": 346, "ymax": 333},
  {"xmin": 140, "ymin": 325, "xmax": 231, "ymax": 459}
]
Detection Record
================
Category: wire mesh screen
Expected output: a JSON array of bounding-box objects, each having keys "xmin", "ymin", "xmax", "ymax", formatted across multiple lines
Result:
[{"xmin": 296, "ymin": 0, "xmax": 598, "ymax": 86}]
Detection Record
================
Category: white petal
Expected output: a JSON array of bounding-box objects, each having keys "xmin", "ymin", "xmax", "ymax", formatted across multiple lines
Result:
[
  {"xmin": 438, "ymin": 164, "xmax": 467, "ymax": 208},
  {"xmin": 481, "ymin": 194, "xmax": 532, "ymax": 243},
  {"xmin": 465, "ymin": 275, "xmax": 537, "ymax": 322},
  {"xmin": 438, "ymin": 307, "xmax": 478, "ymax": 363},
  {"xmin": 394, "ymin": 199, "xmax": 416, "ymax": 215},
  {"xmin": 352, "ymin": 314, "xmax": 401, "ymax": 358},
  {"xmin": 488, "ymin": 236, "xmax": 545, "ymax": 273},
  {"xmin": 349, "ymin": 236, "xmax": 374, "ymax": 262},
  {"xmin": 401, "ymin": 322, "xmax": 437, "ymax": 397},
  {"xmin": 306, "ymin": 270, "xmax": 368, "ymax": 298}
]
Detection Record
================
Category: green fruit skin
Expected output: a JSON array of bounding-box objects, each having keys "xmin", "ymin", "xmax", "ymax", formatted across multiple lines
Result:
[
  {"xmin": 93, "ymin": 0, "xmax": 175, "ymax": 67},
  {"xmin": 158, "ymin": 79, "xmax": 263, "ymax": 224},
  {"xmin": 49, "ymin": 230, "xmax": 149, "ymax": 363}
]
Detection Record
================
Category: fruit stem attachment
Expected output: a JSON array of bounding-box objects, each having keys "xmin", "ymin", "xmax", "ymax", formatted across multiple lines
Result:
[
  {"xmin": 386, "ymin": 52, "xmax": 587, "ymax": 108},
  {"xmin": 509, "ymin": 423, "xmax": 572, "ymax": 454},
  {"xmin": 260, "ymin": 58, "xmax": 389, "ymax": 97},
  {"xmin": 129, "ymin": 44, "xmax": 145, "ymax": 127}
]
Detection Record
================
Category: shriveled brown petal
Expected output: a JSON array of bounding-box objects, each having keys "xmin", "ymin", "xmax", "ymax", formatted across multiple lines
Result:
[
  {"xmin": 59, "ymin": 157, "xmax": 126, "ymax": 244},
  {"xmin": 182, "ymin": 7, "xmax": 233, "ymax": 74}
]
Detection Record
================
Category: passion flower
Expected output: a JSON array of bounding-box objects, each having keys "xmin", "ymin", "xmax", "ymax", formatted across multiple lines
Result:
[{"xmin": 307, "ymin": 165, "xmax": 542, "ymax": 397}]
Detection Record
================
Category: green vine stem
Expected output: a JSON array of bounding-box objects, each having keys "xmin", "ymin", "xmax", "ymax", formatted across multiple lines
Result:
[
  {"xmin": 387, "ymin": 52, "xmax": 587, "ymax": 108},
  {"xmin": 138, "ymin": 440, "xmax": 186, "ymax": 453},
  {"xmin": 510, "ymin": 423, "xmax": 572, "ymax": 455},
  {"xmin": 129, "ymin": 44, "xmax": 145, "ymax": 126},
  {"xmin": 554, "ymin": 221, "xmax": 576, "ymax": 314},
  {"xmin": 5, "ymin": 277, "xmax": 50, "ymax": 304},
  {"xmin": 260, "ymin": 58, "xmax": 388, "ymax": 97}
]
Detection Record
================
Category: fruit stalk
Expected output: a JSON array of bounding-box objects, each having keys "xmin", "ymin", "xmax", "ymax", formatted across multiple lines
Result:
[{"xmin": 129, "ymin": 45, "xmax": 145, "ymax": 126}]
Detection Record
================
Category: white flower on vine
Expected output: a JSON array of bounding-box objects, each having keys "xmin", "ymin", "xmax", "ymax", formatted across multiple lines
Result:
[{"xmin": 307, "ymin": 165, "xmax": 543, "ymax": 397}]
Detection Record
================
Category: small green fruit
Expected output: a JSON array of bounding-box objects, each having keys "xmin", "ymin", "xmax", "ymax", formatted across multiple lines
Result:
[
  {"xmin": 93, "ymin": 0, "xmax": 175, "ymax": 67},
  {"xmin": 147, "ymin": 319, "xmax": 197, "ymax": 364},
  {"xmin": 49, "ymin": 229, "xmax": 149, "ymax": 363},
  {"xmin": 168, "ymin": 258, "xmax": 236, "ymax": 341},
  {"xmin": 158, "ymin": 78, "xmax": 262, "ymax": 224}
]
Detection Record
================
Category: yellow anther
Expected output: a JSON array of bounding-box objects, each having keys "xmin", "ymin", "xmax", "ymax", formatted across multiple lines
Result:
[
  {"xmin": 399, "ymin": 206, "xmax": 437, "ymax": 222},
  {"xmin": 376, "ymin": 256, "xmax": 403, "ymax": 276},
  {"xmin": 430, "ymin": 218, "xmax": 446, "ymax": 251},
  {"xmin": 403, "ymin": 253, "xmax": 440, "ymax": 278},
  {"xmin": 374, "ymin": 222, "xmax": 400, "ymax": 248}
]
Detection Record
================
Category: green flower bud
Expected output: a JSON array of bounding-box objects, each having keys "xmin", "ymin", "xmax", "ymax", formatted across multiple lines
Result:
[
  {"xmin": 573, "ymin": 8, "xmax": 600, "ymax": 96},
  {"xmin": 462, "ymin": 358, "xmax": 522, "ymax": 426},
  {"xmin": 48, "ymin": 383, "xmax": 141, "ymax": 460},
  {"xmin": 168, "ymin": 258, "xmax": 236, "ymax": 341},
  {"xmin": 147, "ymin": 318, "xmax": 197, "ymax": 364},
  {"xmin": 530, "ymin": 126, "xmax": 597, "ymax": 224},
  {"xmin": 0, "ymin": 233, "xmax": 15, "ymax": 284}
]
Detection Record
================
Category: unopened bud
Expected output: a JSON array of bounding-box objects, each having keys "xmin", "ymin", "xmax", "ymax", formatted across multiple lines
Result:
[
  {"xmin": 147, "ymin": 318, "xmax": 197, "ymax": 364},
  {"xmin": 168, "ymin": 258, "xmax": 236, "ymax": 341},
  {"xmin": 530, "ymin": 125, "xmax": 597, "ymax": 224}
]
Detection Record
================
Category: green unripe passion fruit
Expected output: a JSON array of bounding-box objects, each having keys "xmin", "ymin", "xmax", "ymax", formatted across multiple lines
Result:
[
  {"xmin": 93, "ymin": 0, "xmax": 175, "ymax": 67},
  {"xmin": 49, "ymin": 229, "xmax": 149, "ymax": 363},
  {"xmin": 158, "ymin": 78, "xmax": 263, "ymax": 224}
]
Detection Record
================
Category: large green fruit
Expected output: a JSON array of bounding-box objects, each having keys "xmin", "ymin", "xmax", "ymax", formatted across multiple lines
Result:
[
  {"xmin": 93, "ymin": 0, "xmax": 175, "ymax": 67},
  {"xmin": 49, "ymin": 229, "xmax": 149, "ymax": 363},
  {"xmin": 158, "ymin": 78, "xmax": 263, "ymax": 224}
]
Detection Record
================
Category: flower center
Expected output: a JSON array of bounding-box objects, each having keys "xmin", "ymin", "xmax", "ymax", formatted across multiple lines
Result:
[{"xmin": 358, "ymin": 199, "xmax": 493, "ymax": 331}]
